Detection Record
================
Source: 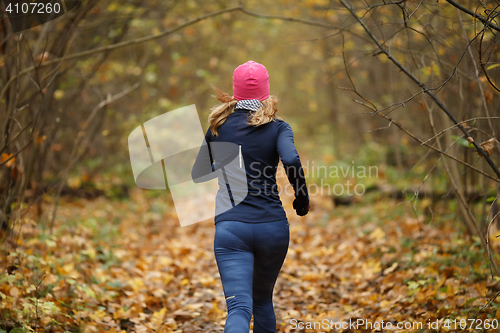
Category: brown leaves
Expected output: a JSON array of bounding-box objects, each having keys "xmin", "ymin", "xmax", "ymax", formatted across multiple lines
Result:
[
  {"xmin": 2, "ymin": 190, "xmax": 500, "ymax": 332},
  {"xmin": 460, "ymin": 117, "xmax": 470, "ymax": 129},
  {"xmin": 484, "ymin": 89, "xmax": 495, "ymax": 104},
  {"xmin": 480, "ymin": 138, "xmax": 496, "ymax": 157},
  {"xmin": 35, "ymin": 52, "xmax": 51, "ymax": 63}
]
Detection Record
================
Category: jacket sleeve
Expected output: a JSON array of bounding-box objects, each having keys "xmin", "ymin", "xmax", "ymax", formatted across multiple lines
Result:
[
  {"xmin": 191, "ymin": 129, "xmax": 217, "ymax": 183},
  {"xmin": 276, "ymin": 122, "xmax": 309, "ymax": 202}
]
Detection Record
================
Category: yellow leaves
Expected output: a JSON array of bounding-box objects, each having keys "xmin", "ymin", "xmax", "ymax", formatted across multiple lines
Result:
[
  {"xmin": 379, "ymin": 299, "xmax": 392, "ymax": 310},
  {"xmin": 476, "ymin": 282, "xmax": 488, "ymax": 297},
  {"xmin": 54, "ymin": 89, "xmax": 64, "ymax": 100},
  {"xmin": 91, "ymin": 308, "xmax": 107, "ymax": 321},
  {"xmin": 361, "ymin": 259, "xmax": 381, "ymax": 277},
  {"xmin": 198, "ymin": 275, "xmax": 216, "ymax": 287},
  {"xmin": 107, "ymin": 2, "xmax": 119, "ymax": 11},
  {"xmin": 67, "ymin": 176, "xmax": 82, "ymax": 189},
  {"xmin": 281, "ymin": 272, "xmax": 301, "ymax": 283},
  {"xmin": 163, "ymin": 273, "xmax": 173, "ymax": 285},
  {"xmin": 4, "ymin": 183, "xmax": 499, "ymax": 330},
  {"xmin": 431, "ymin": 62, "xmax": 440, "ymax": 76},
  {"xmin": 303, "ymin": 0, "xmax": 329, "ymax": 7},
  {"xmin": 343, "ymin": 305, "xmax": 353, "ymax": 313},
  {"xmin": 151, "ymin": 307, "xmax": 166, "ymax": 327},
  {"xmin": 302, "ymin": 272, "xmax": 323, "ymax": 282},
  {"xmin": 369, "ymin": 227, "xmax": 385, "ymax": 242},
  {"xmin": 159, "ymin": 256, "xmax": 173, "ymax": 266},
  {"xmin": 128, "ymin": 278, "xmax": 145, "ymax": 293},
  {"xmin": 208, "ymin": 301, "xmax": 225, "ymax": 321},
  {"xmin": 420, "ymin": 62, "xmax": 440, "ymax": 81},
  {"xmin": 113, "ymin": 307, "xmax": 131, "ymax": 320},
  {"xmin": 420, "ymin": 198, "xmax": 431, "ymax": 210},
  {"xmin": 57, "ymin": 263, "xmax": 79, "ymax": 279},
  {"xmin": 308, "ymin": 100, "xmax": 318, "ymax": 112}
]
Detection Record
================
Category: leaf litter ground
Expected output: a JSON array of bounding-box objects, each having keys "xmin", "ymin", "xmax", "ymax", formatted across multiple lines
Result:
[{"xmin": 1, "ymin": 189, "xmax": 500, "ymax": 332}]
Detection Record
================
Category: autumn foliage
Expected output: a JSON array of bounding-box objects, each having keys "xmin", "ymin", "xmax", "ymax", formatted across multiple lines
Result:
[{"xmin": 1, "ymin": 189, "xmax": 499, "ymax": 332}]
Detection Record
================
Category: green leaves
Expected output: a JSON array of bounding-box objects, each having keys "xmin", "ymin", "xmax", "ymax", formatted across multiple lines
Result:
[{"xmin": 451, "ymin": 135, "xmax": 474, "ymax": 148}]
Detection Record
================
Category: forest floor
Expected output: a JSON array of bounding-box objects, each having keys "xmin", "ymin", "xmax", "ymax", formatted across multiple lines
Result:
[{"xmin": 2, "ymin": 188, "xmax": 500, "ymax": 333}]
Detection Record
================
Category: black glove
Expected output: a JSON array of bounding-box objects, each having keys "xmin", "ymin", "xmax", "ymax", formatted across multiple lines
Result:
[{"xmin": 293, "ymin": 197, "xmax": 310, "ymax": 216}]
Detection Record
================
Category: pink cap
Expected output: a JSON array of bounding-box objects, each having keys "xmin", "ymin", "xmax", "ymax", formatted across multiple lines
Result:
[{"xmin": 232, "ymin": 61, "xmax": 270, "ymax": 101}]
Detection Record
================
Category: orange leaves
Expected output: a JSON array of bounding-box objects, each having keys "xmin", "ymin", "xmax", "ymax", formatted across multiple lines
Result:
[
  {"xmin": 36, "ymin": 134, "xmax": 47, "ymax": 145},
  {"xmin": 484, "ymin": 89, "xmax": 495, "ymax": 104},
  {"xmin": 0, "ymin": 152, "xmax": 15, "ymax": 167},
  {"xmin": 0, "ymin": 152, "xmax": 22, "ymax": 180},
  {"xmin": 2, "ymin": 189, "xmax": 500, "ymax": 332}
]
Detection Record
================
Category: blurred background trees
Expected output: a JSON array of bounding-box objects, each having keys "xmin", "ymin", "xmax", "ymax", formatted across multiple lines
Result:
[{"xmin": 1, "ymin": 0, "xmax": 500, "ymax": 244}]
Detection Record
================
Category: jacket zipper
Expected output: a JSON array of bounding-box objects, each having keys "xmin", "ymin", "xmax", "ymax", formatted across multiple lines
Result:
[{"xmin": 239, "ymin": 145, "xmax": 242, "ymax": 168}]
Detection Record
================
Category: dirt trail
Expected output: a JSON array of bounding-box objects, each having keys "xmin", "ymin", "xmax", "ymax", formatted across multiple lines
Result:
[{"xmin": 1, "ymin": 189, "xmax": 499, "ymax": 332}]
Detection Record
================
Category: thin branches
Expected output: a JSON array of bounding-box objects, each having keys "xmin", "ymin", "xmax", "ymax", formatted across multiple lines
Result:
[
  {"xmin": 446, "ymin": 0, "xmax": 500, "ymax": 33},
  {"xmin": 0, "ymin": 6, "xmax": 244, "ymax": 101},
  {"xmin": 49, "ymin": 83, "xmax": 140, "ymax": 233},
  {"xmin": 339, "ymin": 33, "xmax": 500, "ymax": 184},
  {"xmin": 339, "ymin": 0, "xmax": 500, "ymax": 180},
  {"xmin": 421, "ymin": 117, "xmax": 500, "ymax": 146}
]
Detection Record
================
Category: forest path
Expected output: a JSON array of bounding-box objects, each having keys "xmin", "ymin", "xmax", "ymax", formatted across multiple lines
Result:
[{"xmin": 2, "ymin": 189, "xmax": 500, "ymax": 332}]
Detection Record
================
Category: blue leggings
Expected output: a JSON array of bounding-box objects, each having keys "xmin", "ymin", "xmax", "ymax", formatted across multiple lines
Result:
[{"xmin": 214, "ymin": 220, "xmax": 290, "ymax": 333}]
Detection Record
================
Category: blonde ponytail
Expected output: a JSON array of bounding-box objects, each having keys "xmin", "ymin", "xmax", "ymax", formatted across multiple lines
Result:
[
  {"xmin": 247, "ymin": 95, "xmax": 279, "ymax": 127},
  {"xmin": 208, "ymin": 87, "xmax": 279, "ymax": 136}
]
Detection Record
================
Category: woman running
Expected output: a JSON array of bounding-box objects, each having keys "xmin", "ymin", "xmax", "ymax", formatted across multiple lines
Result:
[{"xmin": 192, "ymin": 60, "xmax": 309, "ymax": 333}]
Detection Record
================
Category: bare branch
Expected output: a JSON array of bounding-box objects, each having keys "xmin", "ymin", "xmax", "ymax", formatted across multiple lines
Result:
[
  {"xmin": 421, "ymin": 117, "xmax": 500, "ymax": 146},
  {"xmin": 446, "ymin": 0, "xmax": 500, "ymax": 32},
  {"xmin": 426, "ymin": 97, "xmax": 498, "ymax": 274},
  {"xmin": 339, "ymin": 0, "xmax": 500, "ymax": 180},
  {"xmin": 338, "ymin": 32, "xmax": 500, "ymax": 184},
  {"xmin": 0, "ymin": 121, "xmax": 32, "ymax": 156},
  {"xmin": 0, "ymin": 6, "xmax": 244, "ymax": 101},
  {"xmin": 478, "ymin": 6, "xmax": 500, "ymax": 94},
  {"xmin": 0, "ymin": 140, "xmax": 31, "ymax": 167}
]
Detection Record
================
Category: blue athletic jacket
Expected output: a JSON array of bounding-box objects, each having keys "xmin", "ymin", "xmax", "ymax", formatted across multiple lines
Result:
[{"xmin": 191, "ymin": 108, "xmax": 308, "ymax": 223}]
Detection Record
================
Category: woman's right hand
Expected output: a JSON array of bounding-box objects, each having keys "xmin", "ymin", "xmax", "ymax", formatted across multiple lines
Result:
[{"xmin": 293, "ymin": 197, "xmax": 310, "ymax": 216}]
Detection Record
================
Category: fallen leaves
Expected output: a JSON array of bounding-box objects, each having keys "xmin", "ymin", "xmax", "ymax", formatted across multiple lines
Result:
[{"xmin": 0, "ymin": 190, "xmax": 499, "ymax": 332}]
